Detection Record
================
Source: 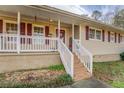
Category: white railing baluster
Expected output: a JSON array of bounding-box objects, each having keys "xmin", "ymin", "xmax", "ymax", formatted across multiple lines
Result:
[
  {"xmin": 0, "ymin": 34, "xmax": 58, "ymax": 53},
  {"xmin": 58, "ymin": 39, "xmax": 74, "ymax": 78},
  {"xmin": 74, "ymin": 39, "xmax": 93, "ymax": 75}
]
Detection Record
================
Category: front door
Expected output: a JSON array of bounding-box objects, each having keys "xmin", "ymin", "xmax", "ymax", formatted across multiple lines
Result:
[{"xmin": 56, "ymin": 29, "xmax": 65, "ymax": 43}]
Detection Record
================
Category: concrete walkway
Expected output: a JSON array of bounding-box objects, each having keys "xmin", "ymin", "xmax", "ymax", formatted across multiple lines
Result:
[{"xmin": 70, "ymin": 78, "xmax": 112, "ymax": 88}]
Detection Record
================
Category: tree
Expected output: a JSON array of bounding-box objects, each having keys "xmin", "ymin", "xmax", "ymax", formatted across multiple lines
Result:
[
  {"xmin": 91, "ymin": 10, "xmax": 102, "ymax": 20},
  {"xmin": 113, "ymin": 9, "xmax": 124, "ymax": 28}
]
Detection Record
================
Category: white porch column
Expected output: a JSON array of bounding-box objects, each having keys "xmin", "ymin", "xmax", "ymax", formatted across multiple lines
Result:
[
  {"xmin": 17, "ymin": 11, "xmax": 21, "ymax": 54},
  {"xmin": 58, "ymin": 19, "xmax": 60, "ymax": 39},
  {"xmin": 72, "ymin": 24, "xmax": 74, "ymax": 52}
]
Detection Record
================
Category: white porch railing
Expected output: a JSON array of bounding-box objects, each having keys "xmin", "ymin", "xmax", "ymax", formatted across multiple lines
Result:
[
  {"xmin": 0, "ymin": 34, "xmax": 58, "ymax": 52},
  {"xmin": 0, "ymin": 34, "xmax": 74, "ymax": 78},
  {"xmin": 0, "ymin": 34, "xmax": 18, "ymax": 52},
  {"xmin": 20, "ymin": 36, "xmax": 58, "ymax": 52},
  {"xmin": 74, "ymin": 39, "xmax": 93, "ymax": 75},
  {"xmin": 58, "ymin": 39, "xmax": 74, "ymax": 78}
]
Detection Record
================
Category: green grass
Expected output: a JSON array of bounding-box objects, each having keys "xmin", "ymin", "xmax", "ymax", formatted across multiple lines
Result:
[
  {"xmin": 93, "ymin": 61, "xmax": 124, "ymax": 87},
  {"xmin": 47, "ymin": 64, "xmax": 65, "ymax": 71}
]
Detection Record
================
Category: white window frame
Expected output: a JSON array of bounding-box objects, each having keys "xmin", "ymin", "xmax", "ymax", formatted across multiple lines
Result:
[
  {"xmin": 32, "ymin": 24, "xmax": 45, "ymax": 37},
  {"xmin": 32, "ymin": 24, "xmax": 45, "ymax": 45},
  {"xmin": 120, "ymin": 35, "xmax": 124, "ymax": 43},
  {"xmin": 4, "ymin": 20, "xmax": 17, "ymax": 35},
  {"xmin": 89, "ymin": 27, "xmax": 102, "ymax": 41},
  {"xmin": 110, "ymin": 32, "xmax": 115, "ymax": 43}
]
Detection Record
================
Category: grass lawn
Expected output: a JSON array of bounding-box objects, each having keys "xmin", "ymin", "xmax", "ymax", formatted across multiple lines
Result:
[
  {"xmin": 93, "ymin": 61, "xmax": 124, "ymax": 88},
  {"xmin": 0, "ymin": 64, "xmax": 73, "ymax": 88}
]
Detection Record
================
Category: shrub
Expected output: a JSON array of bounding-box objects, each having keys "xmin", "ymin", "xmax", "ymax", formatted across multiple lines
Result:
[
  {"xmin": 120, "ymin": 52, "xmax": 124, "ymax": 61},
  {"xmin": 48, "ymin": 64, "xmax": 65, "ymax": 71}
]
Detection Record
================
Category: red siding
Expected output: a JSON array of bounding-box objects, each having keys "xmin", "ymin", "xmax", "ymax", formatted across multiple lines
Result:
[
  {"xmin": 108, "ymin": 31, "xmax": 110, "ymax": 42},
  {"xmin": 102, "ymin": 30, "xmax": 105, "ymax": 42},
  {"xmin": 0, "ymin": 20, "xmax": 3, "ymax": 33},
  {"xmin": 85, "ymin": 26, "xmax": 89, "ymax": 40},
  {"xmin": 27, "ymin": 23, "xmax": 32, "ymax": 36}
]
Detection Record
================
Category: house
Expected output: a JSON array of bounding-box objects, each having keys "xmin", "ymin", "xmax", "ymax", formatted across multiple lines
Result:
[{"xmin": 0, "ymin": 5, "xmax": 124, "ymax": 80}]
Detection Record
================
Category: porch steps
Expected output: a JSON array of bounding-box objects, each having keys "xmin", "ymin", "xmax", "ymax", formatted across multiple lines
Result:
[{"xmin": 74, "ymin": 54, "xmax": 91, "ymax": 81}]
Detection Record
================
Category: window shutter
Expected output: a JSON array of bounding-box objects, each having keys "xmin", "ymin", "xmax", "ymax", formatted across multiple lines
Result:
[
  {"xmin": 27, "ymin": 23, "xmax": 32, "ymax": 36},
  {"xmin": 108, "ymin": 31, "xmax": 110, "ymax": 42},
  {"xmin": 0, "ymin": 20, "xmax": 3, "ymax": 33},
  {"xmin": 20, "ymin": 22, "xmax": 25, "ymax": 35},
  {"xmin": 27, "ymin": 23, "xmax": 32, "ymax": 44},
  {"xmin": 115, "ymin": 32, "xmax": 117, "ymax": 43},
  {"xmin": 102, "ymin": 30, "xmax": 105, "ymax": 41},
  {"xmin": 118, "ymin": 33, "xmax": 120, "ymax": 43},
  {"xmin": 45, "ymin": 26, "xmax": 49, "ymax": 44},
  {"xmin": 85, "ymin": 26, "xmax": 89, "ymax": 40},
  {"xmin": 45, "ymin": 26, "xmax": 49, "ymax": 37}
]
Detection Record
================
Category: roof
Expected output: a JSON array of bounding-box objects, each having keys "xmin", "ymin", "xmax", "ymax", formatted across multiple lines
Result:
[{"xmin": 29, "ymin": 5, "xmax": 124, "ymax": 32}]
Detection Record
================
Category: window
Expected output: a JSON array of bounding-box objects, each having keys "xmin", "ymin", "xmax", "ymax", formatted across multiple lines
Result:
[
  {"xmin": 120, "ymin": 35, "xmax": 124, "ymax": 43},
  {"xmin": 110, "ymin": 32, "xmax": 114, "ymax": 43},
  {"xmin": 33, "ymin": 26, "xmax": 45, "ymax": 44},
  {"xmin": 96, "ymin": 30, "xmax": 101, "ymax": 40},
  {"xmin": 89, "ymin": 27, "xmax": 102, "ymax": 40},
  {"xmin": 6, "ymin": 23, "xmax": 17, "ymax": 34},
  {"xmin": 33, "ymin": 26, "xmax": 44, "ymax": 36},
  {"xmin": 89, "ymin": 28, "xmax": 95, "ymax": 39}
]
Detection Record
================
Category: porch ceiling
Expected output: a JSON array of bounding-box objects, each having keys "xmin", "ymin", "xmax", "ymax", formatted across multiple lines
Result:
[{"xmin": 0, "ymin": 5, "xmax": 81, "ymax": 25}]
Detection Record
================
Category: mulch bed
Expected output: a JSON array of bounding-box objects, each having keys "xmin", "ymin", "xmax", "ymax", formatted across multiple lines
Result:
[{"xmin": 1, "ymin": 69, "xmax": 65, "ymax": 83}]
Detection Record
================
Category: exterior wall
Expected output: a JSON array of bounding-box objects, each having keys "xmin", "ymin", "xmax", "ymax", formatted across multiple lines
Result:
[
  {"xmin": 0, "ymin": 15, "xmax": 72, "ymax": 48},
  {"xmin": 80, "ymin": 23, "xmax": 124, "ymax": 61},
  {"xmin": 93, "ymin": 54, "xmax": 120, "ymax": 62},
  {"xmin": 74, "ymin": 25, "xmax": 79, "ymax": 39},
  {"xmin": 0, "ymin": 52, "xmax": 61, "ymax": 73}
]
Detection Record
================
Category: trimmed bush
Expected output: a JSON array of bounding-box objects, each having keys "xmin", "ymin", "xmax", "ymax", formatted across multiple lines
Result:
[{"xmin": 120, "ymin": 52, "xmax": 124, "ymax": 61}]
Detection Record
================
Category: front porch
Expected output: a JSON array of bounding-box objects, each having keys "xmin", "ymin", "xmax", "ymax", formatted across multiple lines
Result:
[{"xmin": 0, "ymin": 5, "xmax": 93, "ymax": 80}]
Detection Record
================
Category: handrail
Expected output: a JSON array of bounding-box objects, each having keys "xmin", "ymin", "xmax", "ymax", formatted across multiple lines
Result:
[
  {"xmin": 58, "ymin": 39, "xmax": 74, "ymax": 78},
  {"xmin": 74, "ymin": 39, "xmax": 93, "ymax": 75}
]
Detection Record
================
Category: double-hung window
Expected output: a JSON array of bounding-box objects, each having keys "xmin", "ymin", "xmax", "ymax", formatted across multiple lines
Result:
[
  {"xmin": 89, "ymin": 27, "xmax": 102, "ymax": 40},
  {"xmin": 89, "ymin": 28, "xmax": 95, "ymax": 39},
  {"xmin": 33, "ymin": 26, "xmax": 44, "ymax": 37},
  {"xmin": 6, "ymin": 23, "xmax": 17, "ymax": 34},
  {"xmin": 33, "ymin": 25, "xmax": 45, "ymax": 44},
  {"xmin": 120, "ymin": 35, "xmax": 124, "ymax": 43},
  {"xmin": 110, "ymin": 32, "xmax": 114, "ymax": 43},
  {"xmin": 96, "ymin": 30, "xmax": 102, "ymax": 40}
]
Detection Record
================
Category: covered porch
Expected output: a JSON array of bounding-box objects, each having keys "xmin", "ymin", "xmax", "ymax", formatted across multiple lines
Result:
[
  {"xmin": 0, "ymin": 5, "xmax": 80, "ymax": 53},
  {"xmin": 0, "ymin": 6, "xmax": 92, "ymax": 80}
]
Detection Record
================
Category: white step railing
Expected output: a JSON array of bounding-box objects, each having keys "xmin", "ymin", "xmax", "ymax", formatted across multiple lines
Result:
[
  {"xmin": 0, "ymin": 34, "xmax": 58, "ymax": 52},
  {"xmin": 74, "ymin": 39, "xmax": 93, "ymax": 75},
  {"xmin": 58, "ymin": 39, "xmax": 74, "ymax": 78}
]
